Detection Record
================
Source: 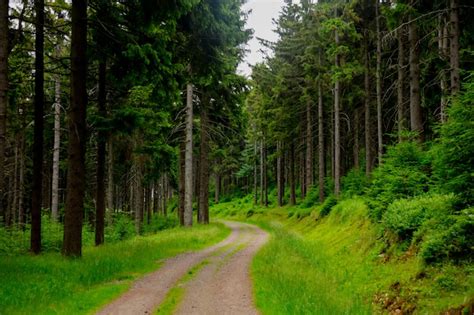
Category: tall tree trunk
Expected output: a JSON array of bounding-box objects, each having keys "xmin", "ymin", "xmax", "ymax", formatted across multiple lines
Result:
[
  {"xmin": 0, "ymin": 0, "xmax": 8, "ymax": 224},
  {"xmin": 260, "ymin": 139, "xmax": 264, "ymax": 205},
  {"xmin": 178, "ymin": 141, "xmax": 185, "ymax": 225},
  {"xmin": 63, "ymin": 0, "xmax": 88, "ymax": 257},
  {"xmin": 376, "ymin": 1, "xmax": 383, "ymax": 162},
  {"xmin": 450, "ymin": 0, "xmax": 460, "ymax": 95},
  {"xmin": 305, "ymin": 101, "xmax": 313, "ymax": 192},
  {"xmin": 198, "ymin": 105, "xmax": 210, "ymax": 224},
  {"xmin": 107, "ymin": 137, "xmax": 114, "ymax": 210},
  {"xmin": 133, "ymin": 163, "xmax": 143, "ymax": 234},
  {"xmin": 214, "ymin": 173, "xmax": 220, "ymax": 204},
  {"xmin": 289, "ymin": 142, "xmax": 296, "ymax": 205},
  {"xmin": 263, "ymin": 138, "xmax": 268, "ymax": 207},
  {"xmin": 353, "ymin": 108, "xmax": 360, "ymax": 170},
  {"xmin": 184, "ymin": 83, "xmax": 193, "ymax": 227},
  {"xmin": 12, "ymin": 141, "xmax": 18, "ymax": 225},
  {"xmin": 95, "ymin": 60, "xmax": 106, "ymax": 246},
  {"xmin": 334, "ymin": 29, "xmax": 341, "ymax": 197},
  {"xmin": 397, "ymin": 26, "xmax": 406, "ymax": 141},
  {"xmin": 18, "ymin": 129, "xmax": 25, "ymax": 228},
  {"xmin": 364, "ymin": 35, "xmax": 373, "ymax": 175},
  {"xmin": 31, "ymin": 0, "xmax": 45, "ymax": 254},
  {"xmin": 318, "ymin": 80, "xmax": 325, "ymax": 202},
  {"xmin": 277, "ymin": 141, "xmax": 284, "ymax": 207},
  {"xmin": 409, "ymin": 13, "xmax": 423, "ymax": 141},
  {"xmin": 51, "ymin": 52, "xmax": 61, "ymax": 221},
  {"xmin": 254, "ymin": 141, "xmax": 258, "ymax": 205},
  {"xmin": 439, "ymin": 17, "xmax": 449, "ymax": 123}
]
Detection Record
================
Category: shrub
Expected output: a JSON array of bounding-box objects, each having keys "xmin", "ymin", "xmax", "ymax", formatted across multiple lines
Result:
[
  {"xmin": 367, "ymin": 141, "xmax": 430, "ymax": 220},
  {"xmin": 300, "ymin": 186, "xmax": 321, "ymax": 208},
  {"xmin": 432, "ymin": 82, "xmax": 474, "ymax": 206},
  {"xmin": 105, "ymin": 213, "xmax": 135, "ymax": 242},
  {"xmin": 421, "ymin": 208, "xmax": 474, "ymax": 264},
  {"xmin": 142, "ymin": 215, "xmax": 179, "ymax": 234},
  {"xmin": 320, "ymin": 195, "xmax": 338, "ymax": 217},
  {"xmin": 382, "ymin": 194, "xmax": 456, "ymax": 240},
  {"xmin": 342, "ymin": 169, "xmax": 369, "ymax": 198}
]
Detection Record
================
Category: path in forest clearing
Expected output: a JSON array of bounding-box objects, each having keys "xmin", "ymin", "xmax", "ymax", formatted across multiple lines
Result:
[{"xmin": 97, "ymin": 220, "xmax": 269, "ymax": 315}]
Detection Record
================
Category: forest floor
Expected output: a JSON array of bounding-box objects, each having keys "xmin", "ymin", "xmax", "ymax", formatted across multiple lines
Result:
[{"xmin": 99, "ymin": 221, "xmax": 268, "ymax": 315}]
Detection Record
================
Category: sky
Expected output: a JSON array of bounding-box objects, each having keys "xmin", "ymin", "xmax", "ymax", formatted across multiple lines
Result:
[{"xmin": 237, "ymin": 0, "xmax": 286, "ymax": 76}]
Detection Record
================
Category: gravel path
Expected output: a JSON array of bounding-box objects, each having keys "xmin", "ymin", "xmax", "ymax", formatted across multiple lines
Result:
[{"xmin": 97, "ymin": 221, "xmax": 269, "ymax": 315}]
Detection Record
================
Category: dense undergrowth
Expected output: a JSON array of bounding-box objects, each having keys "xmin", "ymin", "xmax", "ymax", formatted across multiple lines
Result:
[
  {"xmin": 0, "ymin": 222, "xmax": 230, "ymax": 314},
  {"xmin": 210, "ymin": 98, "xmax": 474, "ymax": 314}
]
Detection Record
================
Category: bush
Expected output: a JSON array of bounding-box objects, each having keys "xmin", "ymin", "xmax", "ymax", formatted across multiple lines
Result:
[
  {"xmin": 421, "ymin": 208, "xmax": 474, "ymax": 264},
  {"xmin": 382, "ymin": 194, "xmax": 456, "ymax": 240},
  {"xmin": 320, "ymin": 195, "xmax": 338, "ymax": 217},
  {"xmin": 342, "ymin": 169, "xmax": 369, "ymax": 198},
  {"xmin": 142, "ymin": 215, "xmax": 179, "ymax": 234},
  {"xmin": 105, "ymin": 213, "xmax": 135, "ymax": 242},
  {"xmin": 432, "ymin": 82, "xmax": 474, "ymax": 206},
  {"xmin": 367, "ymin": 141, "xmax": 430, "ymax": 220},
  {"xmin": 300, "ymin": 186, "xmax": 321, "ymax": 208}
]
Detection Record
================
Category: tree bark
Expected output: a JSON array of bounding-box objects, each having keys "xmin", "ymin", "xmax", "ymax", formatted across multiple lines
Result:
[
  {"xmin": 334, "ymin": 29, "xmax": 341, "ymax": 197},
  {"xmin": 409, "ymin": 13, "xmax": 423, "ymax": 141},
  {"xmin": 318, "ymin": 80, "xmax": 325, "ymax": 202},
  {"xmin": 51, "ymin": 48, "xmax": 61, "ymax": 221},
  {"xmin": 277, "ymin": 141, "xmax": 284, "ymax": 207},
  {"xmin": 107, "ymin": 137, "xmax": 114, "ymax": 210},
  {"xmin": 184, "ymin": 83, "xmax": 193, "ymax": 227},
  {"xmin": 439, "ymin": 17, "xmax": 448, "ymax": 123},
  {"xmin": 260, "ymin": 139, "xmax": 264, "ymax": 205},
  {"xmin": 31, "ymin": 0, "xmax": 45, "ymax": 254},
  {"xmin": 353, "ymin": 108, "xmax": 360, "ymax": 170},
  {"xmin": 397, "ymin": 26, "xmax": 406, "ymax": 141},
  {"xmin": 450, "ymin": 0, "xmax": 460, "ymax": 95},
  {"xmin": 198, "ymin": 104, "xmax": 209, "ymax": 224},
  {"xmin": 63, "ymin": 0, "xmax": 88, "ymax": 257},
  {"xmin": 306, "ymin": 100, "xmax": 313, "ymax": 192},
  {"xmin": 0, "ymin": 0, "xmax": 8, "ymax": 224},
  {"xmin": 95, "ymin": 60, "xmax": 106, "ymax": 246},
  {"xmin": 178, "ymin": 141, "xmax": 185, "ymax": 225},
  {"xmin": 376, "ymin": 1, "xmax": 383, "ymax": 162},
  {"xmin": 214, "ymin": 173, "xmax": 220, "ymax": 204},
  {"xmin": 289, "ymin": 142, "xmax": 296, "ymax": 205},
  {"xmin": 364, "ymin": 34, "xmax": 373, "ymax": 175},
  {"xmin": 254, "ymin": 141, "xmax": 258, "ymax": 205}
]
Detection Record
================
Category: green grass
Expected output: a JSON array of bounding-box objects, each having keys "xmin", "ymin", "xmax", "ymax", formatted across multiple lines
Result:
[
  {"xmin": 212, "ymin": 196, "xmax": 474, "ymax": 314},
  {"xmin": 0, "ymin": 223, "xmax": 230, "ymax": 315}
]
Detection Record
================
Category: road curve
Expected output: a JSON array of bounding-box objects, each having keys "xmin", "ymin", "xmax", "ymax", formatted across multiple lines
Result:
[{"xmin": 97, "ymin": 220, "xmax": 269, "ymax": 315}]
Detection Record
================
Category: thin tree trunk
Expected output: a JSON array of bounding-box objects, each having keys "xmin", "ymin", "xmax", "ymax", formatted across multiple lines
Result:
[
  {"xmin": 0, "ymin": 0, "xmax": 8, "ymax": 224},
  {"xmin": 263, "ymin": 138, "xmax": 268, "ymax": 207},
  {"xmin": 318, "ymin": 80, "xmax": 325, "ymax": 202},
  {"xmin": 376, "ymin": 1, "xmax": 383, "ymax": 162},
  {"xmin": 354, "ymin": 108, "xmax": 360, "ymax": 170},
  {"xmin": 289, "ymin": 142, "xmax": 296, "ymax": 205},
  {"xmin": 409, "ymin": 13, "xmax": 423, "ymax": 141},
  {"xmin": 334, "ymin": 29, "xmax": 341, "ymax": 197},
  {"xmin": 184, "ymin": 83, "xmax": 193, "ymax": 227},
  {"xmin": 450, "ymin": 0, "xmax": 460, "ymax": 95},
  {"xmin": 95, "ymin": 60, "xmax": 106, "ymax": 246},
  {"xmin": 254, "ymin": 141, "xmax": 258, "ymax": 205},
  {"xmin": 63, "ymin": 0, "xmax": 88, "ymax": 257},
  {"xmin": 397, "ymin": 26, "xmax": 406, "ymax": 141},
  {"xmin": 260, "ymin": 139, "xmax": 264, "ymax": 205},
  {"xmin": 277, "ymin": 141, "xmax": 284, "ymax": 207},
  {"xmin": 163, "ymin": 175, "xmax": 167, "ymax": 216},
  {"xmin": 306, "ymin": 101, "xmax": 313, "ymax": 191},
  {"xmin": 364, "ymin": 35, "xmax": 373, "ymax": 175},
  {"xmin": 107, "ymin": 137, "xmax": 114, "ymax": 210},
  {"xmin": 178, "ymin": 141, "xmax": 185, "ymax": 225},
  {"xmin": 133, "ymin": 163, "xmax": 143, "ymax": 234},
  {"xmin": 18, "ymin": 129, "xmax": 25, "ymax": 228},
  {"xmin": 439, "ymin": 17, "xmax": 448, "ymax": 123},
  {"xmin": 31, "ymin": 0, "xmax": 45, "ymax": 254},
  {"xmin": 51, "ymin": 53, "xmax": 61, "ymax": 221},
  {"xmin": 198, "ymin": 105, "xmax": 210, "ymax": 224},
  {"xmin": 12, "ymin": 142, "xmax": 18, "ymax": 225},
  {"xmin": 214, "ymin": 173, "xmax": 220, "ymax": 204}
]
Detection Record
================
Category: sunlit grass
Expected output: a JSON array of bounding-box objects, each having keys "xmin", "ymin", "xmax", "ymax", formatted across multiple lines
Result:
[
  {"xmin": 0, "ymin": 223, "xmax": 230, "ymax": 315},
  {"xmin": 212, "ymin": 196, "xmax": 474, "ymax": 314}
]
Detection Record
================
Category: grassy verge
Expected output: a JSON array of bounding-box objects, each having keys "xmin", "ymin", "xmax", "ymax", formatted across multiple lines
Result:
[
  {"xmin": 211, "ymin": 196, "xmax": 473, "ymax": 314},
  {"xmin": 0, "ymin": 223, "xmax": 230, "ymax": 315}
]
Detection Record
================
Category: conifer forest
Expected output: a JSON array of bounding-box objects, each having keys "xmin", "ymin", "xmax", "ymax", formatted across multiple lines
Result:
[{"xmin": 0, "ymin": 0, "xmax": 473, "ymax": 314}]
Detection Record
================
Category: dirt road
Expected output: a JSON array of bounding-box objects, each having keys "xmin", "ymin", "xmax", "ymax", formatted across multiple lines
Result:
[{"xmin": 97, "ymin": 221, "xmax": 269, "ymax": 315}]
